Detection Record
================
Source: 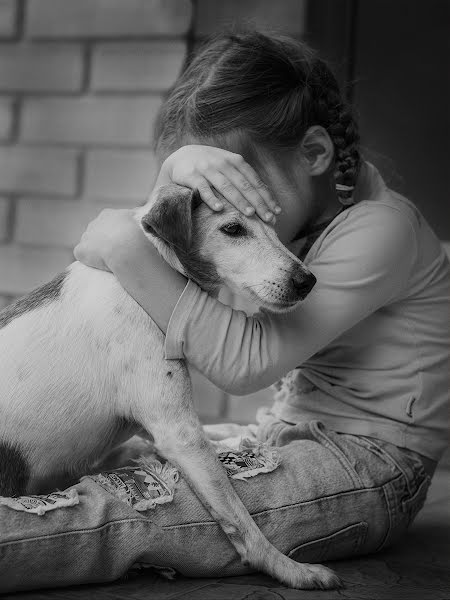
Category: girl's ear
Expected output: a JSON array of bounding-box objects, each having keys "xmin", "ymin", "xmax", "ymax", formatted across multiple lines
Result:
[{"xmin": 300, "ymin": 126, "xmax": 334, "ymax": 176}]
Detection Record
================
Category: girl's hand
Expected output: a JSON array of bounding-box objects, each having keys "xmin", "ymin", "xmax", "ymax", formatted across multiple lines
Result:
[
  {"xmin": 73, "ymin": 208, "xmax": 146, "ymax": 271},
  {"xmin": 158, "ymin": 145, "xmax": 281, "ymax": 222}
]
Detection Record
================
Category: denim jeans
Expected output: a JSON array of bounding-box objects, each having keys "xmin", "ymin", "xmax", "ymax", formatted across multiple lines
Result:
[{"xmin": 0, "ymin": 420, "xmax": 432, "ymax": 593}]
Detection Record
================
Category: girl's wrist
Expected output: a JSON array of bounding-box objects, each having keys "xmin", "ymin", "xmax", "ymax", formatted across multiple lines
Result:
[
  {"xmin": 102, "ymin": 243, "xmax": 123, "ymax": 273},
  {"xmin": 97, "ymin": 210, "xmax": 150, "ymax": 272},
  {"xmin": 154, "ymin": 157, "xmax": 173, "ymax": 189}
]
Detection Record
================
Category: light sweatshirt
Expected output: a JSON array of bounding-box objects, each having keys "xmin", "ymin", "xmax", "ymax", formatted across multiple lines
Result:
[{"xmin": 164, "ymin": 163, "xmax": 450, "ymax": 461}]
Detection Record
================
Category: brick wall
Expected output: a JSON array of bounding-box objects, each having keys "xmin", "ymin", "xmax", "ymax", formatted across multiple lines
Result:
[
  {"xmin": 0, "ymin": 0, "xmax": 308, "ymax": 424},
  {"xmin": 0, "ymin": 0, "xmax": 191, "ymax": 300}
]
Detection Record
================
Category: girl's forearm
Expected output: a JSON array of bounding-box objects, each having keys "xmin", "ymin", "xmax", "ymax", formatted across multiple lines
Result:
[{"xmin": 108, "ymin": 241, "xmax": 188, "ymax": 334}]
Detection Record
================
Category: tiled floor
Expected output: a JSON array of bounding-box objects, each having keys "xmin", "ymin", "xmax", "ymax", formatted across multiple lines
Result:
[{"xmin": 5, "ymin": 451, "xmax": 449, "ymax": 600}]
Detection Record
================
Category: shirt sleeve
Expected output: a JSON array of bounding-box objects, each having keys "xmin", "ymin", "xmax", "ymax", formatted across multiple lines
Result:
[{"xmin": 164, "ymin": 203, "xmax": 418, "ymax": 395}]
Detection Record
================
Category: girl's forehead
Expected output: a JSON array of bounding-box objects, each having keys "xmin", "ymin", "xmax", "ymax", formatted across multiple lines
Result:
[{"xmin": 185, "ymin": 128, "xmax": 300, "ymax": 168}]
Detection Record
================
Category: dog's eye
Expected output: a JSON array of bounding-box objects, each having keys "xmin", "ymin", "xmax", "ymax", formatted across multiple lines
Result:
[{"xmin": 220, "ymin": 223, "xmax": 247, "ymax": 237}]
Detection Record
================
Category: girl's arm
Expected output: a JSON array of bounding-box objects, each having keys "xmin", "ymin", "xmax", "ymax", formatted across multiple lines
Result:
[
  {"xmin": 163, "ymin": 203, "xmax": 416, "ymax": 394},
  {"xmin": 75, "ymin": 202, "xmax": 417, "ymax": 395}
]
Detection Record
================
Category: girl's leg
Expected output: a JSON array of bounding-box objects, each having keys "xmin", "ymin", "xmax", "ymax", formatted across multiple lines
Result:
[{"xmin": 0, "ymin": 420, "xmax": 430, "ymax": 593}]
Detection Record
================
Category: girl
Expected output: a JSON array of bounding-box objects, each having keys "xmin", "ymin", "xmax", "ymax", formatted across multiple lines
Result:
[{"xmin": 1, "ymin": 29, "xmax": 449, "ymax": 592}]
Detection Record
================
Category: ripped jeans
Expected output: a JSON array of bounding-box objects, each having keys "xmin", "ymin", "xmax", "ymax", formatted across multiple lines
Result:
[{"xmin": 0, "ymin": 419, "xmax": 432, "ymax": 593}]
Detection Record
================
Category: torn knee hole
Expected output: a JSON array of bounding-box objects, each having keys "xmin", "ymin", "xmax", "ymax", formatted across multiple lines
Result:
[{"xmin": 84, "ymin": 457, "xmax": 179, "ymax": 511}]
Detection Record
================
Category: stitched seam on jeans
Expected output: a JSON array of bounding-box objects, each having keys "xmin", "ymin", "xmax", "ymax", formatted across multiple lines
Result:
[
  {"xmin": 376, "ymin": 482, "xmax": 394, "ymax": 552},
  {"xmin": 0, "ymin": 517, "xmax": 149, "ymax": 547},
  {"xmin": 401, "ymin": 474, "xmax": 431, "ymax": 513},
  {"xmin": 287, "ymin": 521, "xmax": 368, "ymax": 559},
  {"xmin": 161, "ymin": 477, "xmax": 402, "ymax": 530},
  {"xmin": 356, "ymin": 436, "xmax": 414, "ymax": 496},
  {"xmin": 309, "ymin": 421, "xmax": 364, "ymax": 488},
  {"xmin": 0, "ymin": 478, "xmax": 402, "ymax": 546},
  {"xmin": 356, "ymin": 521, "xmax": 369, "ymax": 552}
]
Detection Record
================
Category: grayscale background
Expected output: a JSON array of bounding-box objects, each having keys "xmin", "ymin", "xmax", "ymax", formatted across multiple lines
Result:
[{"xmin": 0, "ymin": 3, "xmax": 449, "ymax": 600}]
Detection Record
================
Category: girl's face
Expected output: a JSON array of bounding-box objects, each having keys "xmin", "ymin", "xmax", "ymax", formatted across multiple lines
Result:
[{"xmin": 255, "ymin": 150, "xmax": 335, "ymax": 246}]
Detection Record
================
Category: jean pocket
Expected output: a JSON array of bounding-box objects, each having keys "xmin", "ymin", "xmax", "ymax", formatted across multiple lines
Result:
[
  {"xmin": 288, "ymin": 521, "xmax": 368, "ymax": 563},
  {"xmin": 347, "ymin": 434, "xmax": 403, "ymax": 476}
]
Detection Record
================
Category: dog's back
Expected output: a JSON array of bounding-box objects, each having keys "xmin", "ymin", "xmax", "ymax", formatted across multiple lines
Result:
[{"xmin": 0, "ymin": 262, "xmax": 173, "ymax": 495}]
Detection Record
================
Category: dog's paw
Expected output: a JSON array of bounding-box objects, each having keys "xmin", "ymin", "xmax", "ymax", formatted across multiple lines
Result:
[{"xmin": 289, "ymin": 562, "xmax": 342, "ymax": 590}]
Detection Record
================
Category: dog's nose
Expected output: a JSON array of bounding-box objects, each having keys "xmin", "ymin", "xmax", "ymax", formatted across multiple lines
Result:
[{"xmin": 291, "ymin": 272, "xmax": 317, "ymax": 299}]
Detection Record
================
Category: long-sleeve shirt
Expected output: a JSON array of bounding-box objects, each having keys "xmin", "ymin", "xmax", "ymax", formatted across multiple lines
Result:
[{"xmin": 164, "ymin": 163, "xmax": 450, "ymax": 461}]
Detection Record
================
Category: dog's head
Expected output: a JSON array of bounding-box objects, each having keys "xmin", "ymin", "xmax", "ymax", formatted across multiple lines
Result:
[{"xmin": 137, "ymin": 184, "xmax": 316, "ymax": 312}]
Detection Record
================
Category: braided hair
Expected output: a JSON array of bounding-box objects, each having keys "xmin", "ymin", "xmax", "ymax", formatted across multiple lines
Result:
[{"xmin": 154, "ymin": 29, "xmax": 361, "ymax": 204}]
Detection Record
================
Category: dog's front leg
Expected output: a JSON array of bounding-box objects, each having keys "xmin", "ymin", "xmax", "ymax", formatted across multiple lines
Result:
[{"xmin": 145, "ymin": 415, "xmax": 341, "ymax": 590}]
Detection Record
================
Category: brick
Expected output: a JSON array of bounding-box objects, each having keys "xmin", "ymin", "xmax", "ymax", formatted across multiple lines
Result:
[
  {"xmin": 0, "ymin": 197, "xmax": 9, "ymax": 241},
  {"xmin": 16, "ymin": 198, "xmax": 90, "ymax": 248},
  {"xmin": 26, "ymin": 0, "xmax": 192, "ymax": 38},
  {"xmin": 0, "ymin": 44, "xmax": 82, "ymax": 92},
  {"xmin": 91, "ymin": 42, "xmax": 186, "ymax": 92},
  {"xmin": 21, "ymin": 97, "xmax": 161, "ymax": 146},
  {"xmin": 0, "ymin": 0, "xmax": 16, "ymax": 37},
  {"xmin": 196, "ymin": 0, "xmax": 306, "ymax": 36},
  {"xmin": 0, "ymin": 98, "xmax": 13, "ymax": 140},
  {"xmin": 85, "ymin": 150, "xmax": 158, "ymax": 201},
  {"xmin": 0, "ymin": 147, "xmax": 78, "ymax": 196},
  {"xmin": 14, "ymin": 198, "xmax": 135, "ymax": 248},
  {"xmin": 0, "ymin": 244, "xmax": 72, "ymax": 295}
]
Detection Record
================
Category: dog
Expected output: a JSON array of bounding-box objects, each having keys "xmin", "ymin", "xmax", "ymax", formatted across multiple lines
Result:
[{"xmin": 0, "ymin": 183, "xmax": 341, "ymax": 590}]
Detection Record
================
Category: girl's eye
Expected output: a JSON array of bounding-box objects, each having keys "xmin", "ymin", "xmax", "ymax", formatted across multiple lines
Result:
[{"xmin": 220, "ymin": 223, "xmax": 247, "ymax": 237}]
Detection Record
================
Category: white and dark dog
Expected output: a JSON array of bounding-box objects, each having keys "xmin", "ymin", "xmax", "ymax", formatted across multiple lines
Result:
[{"xmin": 0, "ymin": 184, "xmax": 341, "ymax": 589}]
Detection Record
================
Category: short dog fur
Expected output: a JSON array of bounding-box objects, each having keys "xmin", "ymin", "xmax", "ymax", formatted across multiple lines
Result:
[{"xmin": 0, "ymin": 184, "xmax": 342, "ymax": 590}]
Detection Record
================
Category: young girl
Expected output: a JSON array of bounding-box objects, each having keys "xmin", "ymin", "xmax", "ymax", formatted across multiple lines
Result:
[{"xmin": 1, "ymin": 30, "xmax": 449, "ymax": 593}]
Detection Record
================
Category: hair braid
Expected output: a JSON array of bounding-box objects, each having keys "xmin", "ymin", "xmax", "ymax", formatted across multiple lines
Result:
[
  {"xmin": 328, "ymin": 105, "xmax": 361, "ymax": 204},
  {"xmin": 308, "ymin": 60, "xmax": 361, "ymax": 204}
]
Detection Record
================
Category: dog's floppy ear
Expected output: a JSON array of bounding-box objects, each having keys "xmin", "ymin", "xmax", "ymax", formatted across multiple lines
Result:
[{"xmin": 141, "ymin": 184, "xmax": 202, "ymax": 252}]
